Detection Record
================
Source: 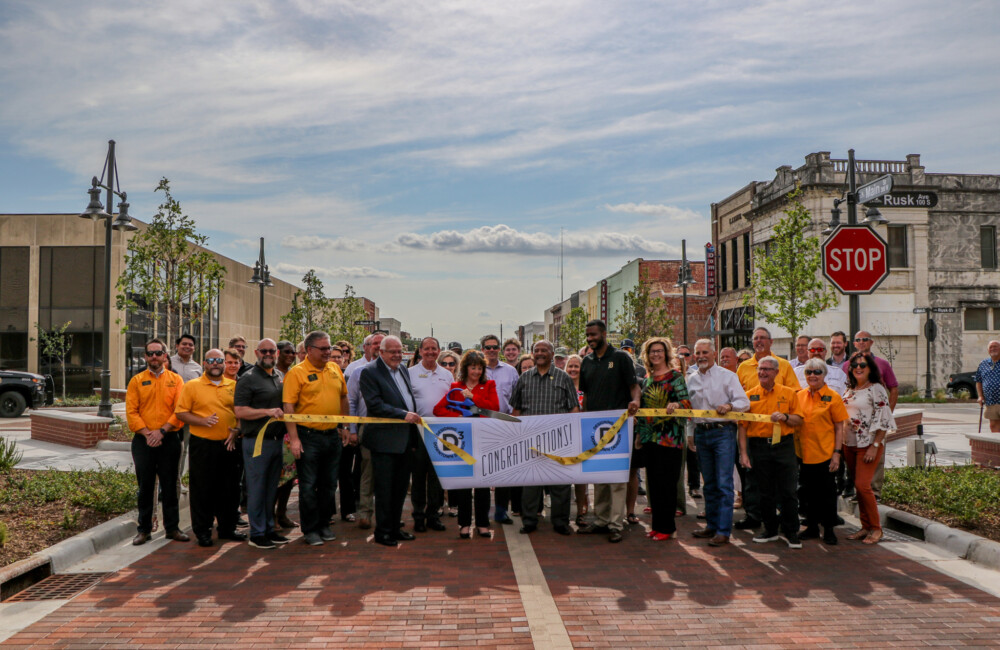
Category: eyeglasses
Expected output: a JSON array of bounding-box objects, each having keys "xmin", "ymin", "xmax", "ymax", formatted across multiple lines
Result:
[
  {"xmin": 234, "ymin": 344, "xmax": 247, "ymax": 350},
  {"xmin": 850, "ymin": 362, "xmax": 869, "ymax": 369},
  {"xmin": 310, "ymin": 345, "xmax": 332, "ymax": 352},
  {"xmin": 758, "ymin": 367, "xmax": 778, "ymax": 372},
  {"xmin": 808, "ymin": 347, "xmax": 826, "ymax": 353},
  {"xmin": 145, "ymin": 350, "xmax": 165, "ymax": 357},
  {"xmin": 854, "ymin": 337, "xmax": 872, "ymax": 343},
  {"xmin": 440, "ymin": 361, "xmax": 457, "ymax": 367},
  {"xmin": 258, "ymin": 349, "xmax": 277, "ymax": 354},
  {"xmin": 483, "ymin": 345, "xmax": 500, "ymax": 350},
  {"xmin": 205, "ymin": 357, "xmax": 225, "ymax": 364},
  {"xmin": 804, "ymin": 369, "xmax": 825, "ymax": 376}
]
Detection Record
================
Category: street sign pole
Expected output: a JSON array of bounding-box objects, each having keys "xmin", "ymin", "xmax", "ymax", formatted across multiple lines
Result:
[{"xmin": 847, "ymin": 149, "xmax": 860, "ymax": 355}]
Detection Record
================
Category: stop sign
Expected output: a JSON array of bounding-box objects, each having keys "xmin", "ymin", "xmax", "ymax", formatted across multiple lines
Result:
[{"xmin": 822, "ymin": 226, "xmax": 889, "ymax": 294}]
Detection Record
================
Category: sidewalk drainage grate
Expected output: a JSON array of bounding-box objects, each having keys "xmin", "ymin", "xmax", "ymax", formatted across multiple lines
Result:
[{"xmin": 3, "ymin": 572, "xmax": 111, "ymax": 602}]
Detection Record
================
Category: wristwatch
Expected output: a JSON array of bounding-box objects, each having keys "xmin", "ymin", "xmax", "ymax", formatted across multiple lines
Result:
[{"xmin": 872, "ymin": 441, "xmax": 882, "ymax": 449}]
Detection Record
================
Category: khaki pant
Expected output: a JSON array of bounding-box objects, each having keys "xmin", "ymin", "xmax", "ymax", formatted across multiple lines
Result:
[{"xmin": 592, "ymin": 482, "xmax": 627, "ymax": 532}]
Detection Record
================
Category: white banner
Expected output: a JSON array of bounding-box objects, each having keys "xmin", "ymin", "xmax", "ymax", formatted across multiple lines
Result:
[{"xmin": 421, "ymin": 410, "xmax": 633, "ymax": 489}]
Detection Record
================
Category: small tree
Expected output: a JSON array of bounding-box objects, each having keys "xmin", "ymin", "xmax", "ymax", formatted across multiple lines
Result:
[
  {"xmin": 614, "ymin": 268, "xmax": 675, "ymax": 349},
  {"xmin": 116, "ymin": 179, "xmax": 226, "ymax": 347},
  {"xmin": 742, "ymin": 186, "xmax": 839, "ymax": 348},
  {"xmin": 560, "ymin": 307, "xmax": 588, "ymax": 352},
  {"xmin": 871, "ymin": 320, "xmax": 900, "ymax": 366},
  {"xmin": 327, "ymin": 284, "xmax": 370, "ymax": 351},
  {"xmin": 32, "ymin": 321, "xmax": 73, "ymax": 401},
  {"xmin": 279, "ymin": 270, "xmax": 330, "ymax": 345}
]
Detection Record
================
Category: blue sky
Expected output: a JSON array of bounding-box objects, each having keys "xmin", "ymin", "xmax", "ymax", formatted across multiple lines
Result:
[{"xmin": 1, "ymin": 1, "xmax": 998, "ymax": 346}]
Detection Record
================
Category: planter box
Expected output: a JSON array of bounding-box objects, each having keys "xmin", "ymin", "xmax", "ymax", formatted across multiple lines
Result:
[
  {"xmin": 886, "ymin": 408, "xmax": 923, "ymax": 443},
  {"xmin": 966, "ymin": 432, "xmax": 1000, "ymax": 467},
  {"xmin": 30, "ymin": 410, "xmax": 112, "ymax": 449}
]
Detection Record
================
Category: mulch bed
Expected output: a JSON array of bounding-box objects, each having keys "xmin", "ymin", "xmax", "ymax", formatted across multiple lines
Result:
[
  {"xmin": 107, "ymin": 427, "xmax": 134, "ymax": 442},
  {"xmin": 882, "ymin": 499, "xmax": 1000, "ymax": 544},
  {"xmin": 0, "ymin": 470, "xmax": 126, "ymax": 567}
]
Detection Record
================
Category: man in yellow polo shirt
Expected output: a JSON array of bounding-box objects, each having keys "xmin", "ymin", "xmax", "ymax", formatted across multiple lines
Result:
[
  {"xmin": 283, "ymin": 330, "xmax": 349, "ymax": 547},
  {"xmin": 737, "ymin": 356, "xmax": 804, "ymax": 549},
  {"xmin": 175, "ymin": 348, "xmax": 242, "ymax": 548},
  {"xmin": 737, "ymin": 327, "xmax": 800, "ymax": 391},
  {"xmin": 796, "ymin": 358, "xmax": 848, "ymax": 545}
]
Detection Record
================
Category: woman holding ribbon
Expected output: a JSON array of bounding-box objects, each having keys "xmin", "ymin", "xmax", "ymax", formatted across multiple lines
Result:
[
  {"xmin": 842, "ymin": 351, "xmax": 895, "ymax": 545},
  {"xmin": 434, "ymin": 350, "xmax": 499, "ymax": 539},
  {"xmin": 564, "ymin": 354, "xmax": 590, "ymax": 525},
  {"xmin": 636, "ymin": 337, "xmax": 691, "ymax": 541}
]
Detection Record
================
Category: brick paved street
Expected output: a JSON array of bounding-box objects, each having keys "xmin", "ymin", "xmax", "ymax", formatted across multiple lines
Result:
[{"xmin": 5, "ymin": 496, "xmax": 1000, "ymax": 648}]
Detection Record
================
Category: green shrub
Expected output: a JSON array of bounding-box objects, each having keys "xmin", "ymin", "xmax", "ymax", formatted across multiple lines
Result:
[
  {"xmin": 0, "ymin": 467, "xmax": 136, "ymax": 515},
  {"xmin": 0, "ymin": 437, "xmax": 22, "ymax": 473},
  {"xmin": 956, "ymin": 388, "xmax": 971, "ymax": 399},
  {"xmin": 883, "ymin": 465, "xmax": 1000, "ymax": 527},
  {"xmin": 0, "ymin": 521, "xmax": 8, "ymax": 547},
  {"xmin": 61, "ymin": 508, "xmax": 80, "ymax": 530}
]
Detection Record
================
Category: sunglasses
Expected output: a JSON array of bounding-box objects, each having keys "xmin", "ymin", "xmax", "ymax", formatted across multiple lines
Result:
[
  {"xmin": 483, "ymin": 345, "xmax": 500, "ymax": 350},
  {"xmin": 258, "ymin": 349, "xmax": 277, "ymax": 354},
  {"xmin": 441, "ymin": 361, "xmax": 457, "ymax": 367},
  {"xmin": 854, "ymin": 337, "xmax": 872, "ymax": 343},
  {"xmin": 677, "ymin": 352, "xmax": 691, "ymax": 357},
  {"xmin": 808, "ymin": 347, "xmax": 825, "ymax": 353},
  {"xmin": 850, "ymin": 362, "xmax": 869, "ymax": 369},
  {"xmin": 804, "ymin": 369, "xmax": 824, "ymax": 376},
  {"xmin": 205, "ymin": 357, "xmax": 225, "ymax": 364},
  {"xmin": 758, "ymin": 367, "xmax": 778, "ymax": 372},
  {"xmin": 310, "ymin": 345, "xmax": 332, "ymax": 352},
  {"xmin": 145, "ymin": 350, "xmax": 165, "ymax": 357}
]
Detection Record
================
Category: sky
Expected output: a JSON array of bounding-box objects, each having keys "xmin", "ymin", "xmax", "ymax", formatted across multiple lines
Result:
[{"xmin": 1, "ymin": 1, "xmax": 998, "ymax": 346}]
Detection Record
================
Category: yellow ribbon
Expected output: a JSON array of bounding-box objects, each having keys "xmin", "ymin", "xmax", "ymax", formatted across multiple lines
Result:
[
  {"xmin": 251, "ymin": 414, "xmax": 476, "ymax": 465},
  {"xmin": 531, "ymin": 410, "xmax": 630, "ymax": 466}
]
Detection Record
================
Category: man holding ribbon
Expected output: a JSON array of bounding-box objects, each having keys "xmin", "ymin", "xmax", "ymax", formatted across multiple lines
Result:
[
  {"xmin": 283, "ymin": 331, "xmax": 350, "ymax": 547},
  {"xmin": 738, "ymin": 356, "xmax": 805, "ymax": 549}
]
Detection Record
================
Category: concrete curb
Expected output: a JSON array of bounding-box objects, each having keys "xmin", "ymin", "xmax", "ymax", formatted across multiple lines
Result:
[
  {"xmin": 95, "ymin": 440, "xmax": 131, "ymax": 451},
  {"xmin": 44, "ymin": 509, "xmax": 140, "ymax": 572},
  {"xmin": 839, "ymin": 498, "xmax": 1000, "ymax": 571}
]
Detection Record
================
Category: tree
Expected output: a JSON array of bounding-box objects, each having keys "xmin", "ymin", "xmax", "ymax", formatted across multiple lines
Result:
[
  {"xmin": 560, "ymin": 307, "xmax": 588, "ymax": 353},
  {"xmin": 32, "ymin": 321, "xmax": 73, "ymax": 401},
  {"xmin": 742, "ymin": 186, "xmax": 839, "ymax": 348},
  {"xmin": 115, "ymin": 179, "xmax": 226, "ymax": 349},
  {"xmin": 614, "ymin": 268, "xmax": 675, "ymax": 349},
  {"xmin": 327, "ymin": 284, "xmax": 370, "ymax": 351},
  {"xmin": 279, "ymin": 270, "xmax": 330, "ymax": 345}
]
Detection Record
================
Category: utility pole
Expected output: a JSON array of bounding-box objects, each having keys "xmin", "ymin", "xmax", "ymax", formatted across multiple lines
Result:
[
  {"xmin": 847, "ymin": 149, "xmax": 860, "ymax": 355},
  {"xmin": 676, "ymin": 239, "xmax": 695, "ymax": 345}
]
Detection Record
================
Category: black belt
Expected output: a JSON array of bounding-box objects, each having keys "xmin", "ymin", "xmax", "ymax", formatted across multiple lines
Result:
[{"xmin": 695, "ymin": 422, "xmax": 736, "ymax": 430}]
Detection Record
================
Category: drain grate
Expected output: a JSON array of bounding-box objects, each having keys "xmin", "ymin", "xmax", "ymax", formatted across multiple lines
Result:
[{"xmin": 4, "ymin": 572, "xmax": 110, "ymax": 602}]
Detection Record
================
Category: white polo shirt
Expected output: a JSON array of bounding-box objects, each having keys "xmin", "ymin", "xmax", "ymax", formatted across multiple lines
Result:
[{"xmin": 408, "ymin": 363, "xmax": 455, "ymax": 417}]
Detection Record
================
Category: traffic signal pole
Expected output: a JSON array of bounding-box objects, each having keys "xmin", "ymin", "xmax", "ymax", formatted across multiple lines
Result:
[{"xmin": 847, "ymin": 149, "xmax": 860, "ymax": 356}]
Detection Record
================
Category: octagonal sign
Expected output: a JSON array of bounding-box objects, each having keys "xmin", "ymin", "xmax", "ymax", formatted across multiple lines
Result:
[{"xmin": 822, "ymin": 225, "xmax": 889, "ymax": 294}]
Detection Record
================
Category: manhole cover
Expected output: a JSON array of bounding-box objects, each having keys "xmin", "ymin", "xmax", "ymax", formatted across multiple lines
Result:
[{"xmin": 4, "ymin": 572, "xmax": 111, "ymax": 602}]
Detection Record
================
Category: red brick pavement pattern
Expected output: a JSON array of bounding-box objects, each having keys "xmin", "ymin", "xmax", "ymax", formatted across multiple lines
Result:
[
  {"xmin": 531, "ymin": 515, "xmax": 1000, "ymax": 648},
  {"xmin": 4, "ymin": 501, "xmax": 532, "ymax": 649}
]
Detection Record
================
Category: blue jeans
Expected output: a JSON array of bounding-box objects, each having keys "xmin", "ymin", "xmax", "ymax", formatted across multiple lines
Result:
[
  {"xmin": 295, "ymin": 428, "xmax": 342, "ymax": 535},
  {"xmin": 694, "ymin": 423, "xmax": 737, "ymax": 536},
  {"xmin": 242, "ymin": 436, "xmax": 282, "ymax": 539}
]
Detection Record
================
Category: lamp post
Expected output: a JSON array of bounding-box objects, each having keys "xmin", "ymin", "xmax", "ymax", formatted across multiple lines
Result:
[
  {"xmin": 78, "ymin": 140, "xmax": 137, "ymax": 419},
  {"xmin": 248, "ymin": 237, "xmax": 273, "ymax": 340},
  {"xmin": 675, "ymin": 239, "xmax": 696, "ymax": 345}
]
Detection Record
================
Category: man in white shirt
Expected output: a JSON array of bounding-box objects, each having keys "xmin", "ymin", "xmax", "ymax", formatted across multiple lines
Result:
[
  {"xmin": 789, "ymin": 336, "xmax": 811, "ymax": 369},
  {"xmin": 481, "ymin": 333, "xmax": 520, "ymax": 525},
  {"xmin": 346, "ymin": 332, "xmax": 384, "ymax": 529},
  {"xmin": 794, "ymin": 338, "xmax": 848, "ymax": 395},
  {"xmin": 170, "ymin": 333, "xmax": 203, "ymax": 382},
  {"xmin": 408, "ymin": 337, "xmax": 453, "ymax": 532},
  {"xmin": 686, "ymin": 339, "xmax": 750, "ymax": 547}
]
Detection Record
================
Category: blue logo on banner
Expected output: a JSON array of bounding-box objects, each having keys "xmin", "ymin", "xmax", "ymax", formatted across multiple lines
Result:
[
  {"xmin": 425, "ymin": 423, "xmax": 474, "ymax": 478},
  {"xmin": 579, "ymin": 416, "xmax": 629, "ymax": 473}
]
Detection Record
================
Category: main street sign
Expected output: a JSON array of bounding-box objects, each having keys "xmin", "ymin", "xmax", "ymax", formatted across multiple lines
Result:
[
  {"xmin": 856, "ymin": 174, "xmax": 894, "ymax": 204},
  {"xmin": 822, "ymin": 226, "xmax": 890, "ymax": 294}
]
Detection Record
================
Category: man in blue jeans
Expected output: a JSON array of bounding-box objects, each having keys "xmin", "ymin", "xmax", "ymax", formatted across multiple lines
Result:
[{"xmin": 685, "ymin": 339, "xmax": 750, "ymax": 547}]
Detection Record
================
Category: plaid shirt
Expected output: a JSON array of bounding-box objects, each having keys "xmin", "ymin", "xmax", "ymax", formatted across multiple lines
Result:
[{"xmin": 509, "ymin": 366, "xmax": 578, "ymax": 415}]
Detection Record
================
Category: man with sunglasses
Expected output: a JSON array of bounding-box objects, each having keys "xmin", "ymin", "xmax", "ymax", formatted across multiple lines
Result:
[
  {"xmin": 175, "ymin": 348, "xmax": 242, "ymax": 547},
  {"xmin": 481, "ymin": 334, "xmax": 520, "ymax": 525},
  {"xmin": 408, "ymin": 337, "xmax": 452, "ymax": 532},
  {"xmin": 794, "ymin": 339, "xmax": 848, "ymax": 395},
  {"xmin": 126, "ymin": 339, "xmax": 189, "ymax": 545},
  {"xmin": 283, "ymin": 331, "xmax": 350, "ymax": 546},
  {"xmin": 841, "ymin": 331, "xmax": 898, "ymax": 499},
  {"xmin": 234, "ymin": 339, "xmax": 288, "ymax": 549}
]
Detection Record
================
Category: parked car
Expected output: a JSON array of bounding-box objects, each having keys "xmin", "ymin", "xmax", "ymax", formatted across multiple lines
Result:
[
  {"xmin": 947, "ymin": 371, "xmax": 976, "ymax": 397},
  {"xmin": 0, "ymin": 370, "xmax": 54, "ymax": 418}
]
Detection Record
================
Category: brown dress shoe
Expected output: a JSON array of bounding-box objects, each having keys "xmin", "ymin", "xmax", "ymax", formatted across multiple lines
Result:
[
  {"xmin": 357, "ymin": 518, "xmax": 372, "ymax": 530},
  {"xmin": 165, "ymin": 530, "xmax": 190, "ymax": 542},
  {"xmin": 132, "ymin": 532, "xmax": 151, "ymax": 546},
  {"xmin": 691, "ymin": 528, "xmax": 716, "ymax": 539},
  {"xmin": 708, "ymin": 534, "xmax": 730, "ymax": 547}
]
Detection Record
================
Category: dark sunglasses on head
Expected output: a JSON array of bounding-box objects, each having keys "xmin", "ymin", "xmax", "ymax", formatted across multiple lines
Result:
[
  {"xmin": 850, "ymin": 361, "xmax": 869, "ymax": 369},
  {"xmin": 804, "ymin": 369, "xmax": 824, "ymax": 376},
  {"xmin": 145, "ymin": 350, "xmax": 165, "ymax": 357},
  {"xmin": 205, "ymin": 357, "xmax": 225, "ymax": 364}
]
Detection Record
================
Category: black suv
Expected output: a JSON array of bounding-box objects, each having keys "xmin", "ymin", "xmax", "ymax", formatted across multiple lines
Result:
[
  {"xmin": 0, "ymin": 370, "xmax": 54, "ymax": 418},
  {"xmin": 947, "ymin": 371, "xmax": 977, "ymax": 397}
]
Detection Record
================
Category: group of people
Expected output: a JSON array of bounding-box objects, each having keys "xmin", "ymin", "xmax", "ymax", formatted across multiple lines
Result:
[{"xmin": 125, "ymin": 320, "xmax": 899, "ymax": 551}]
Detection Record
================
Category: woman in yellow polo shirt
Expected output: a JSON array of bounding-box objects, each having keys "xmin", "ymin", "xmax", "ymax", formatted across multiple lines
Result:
[{"xmin": 796, "ymin": 358, "xmax": 848, "ymax": 546}]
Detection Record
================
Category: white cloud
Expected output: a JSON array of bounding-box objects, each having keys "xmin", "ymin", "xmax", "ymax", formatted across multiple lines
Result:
[
  {"xmin": 281, "ymin": 235, "xmax": 372, "ymax": 252},
  {"xmin": 273, "ymin": 262, "xmax": 402, "ymax": 281},
  {"xmin": 603, "ymin": 203, "xmax": 700, "ymax": 220},
  {"xmin": 395, "ymin": 224, "xmax": 679, "ymax": 257}
]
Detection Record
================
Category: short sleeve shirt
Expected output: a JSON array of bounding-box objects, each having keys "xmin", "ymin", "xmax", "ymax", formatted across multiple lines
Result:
[
  {"xmin": 282, "ymin": 358, "xmax": 347, "ymax": 430},
  {"xmin": 579, "ymin": 346, "xmax": 638, "ymax": 411},
  {"xmin": 738, "ymin": 354, "xmax": 801, "ymax": 392},
  {"xmin": 976, "ymin": 358, "xmax": 1000, "ymax": 405},
  {"xmin": 745, "ymin": 383, "xmax": 803, "ymax": 438},
  {"xmin": 796, "ymin": 386, "xmax": 849, "ymax": 463},
  {"xmin": 175, "ymin": 375, "xmax": 237, "ymax": 441},
  {"xmin": 408, "ymin": 364, "xmax": 455, "ymax": 417},
  {"xmin": 509, "ymin": 367, "xmax": 578, "ymax": 415},
  {"xmin": 234, "ymin": 364, "xmax": 285, "ymax": 438}
]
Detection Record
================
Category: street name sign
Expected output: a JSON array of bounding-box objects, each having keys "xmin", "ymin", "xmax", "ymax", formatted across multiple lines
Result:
[
  {"xmin": 354, "ymin": 320, "xmax": 377, "ymax": 326},
  {"xmin": 865, "ymin": 191, "xmax": 937, "ymax": 208},
  {"xmin": 822, "ymin": 226, "xmax": 890, "ymax": 294},
  {"xmin": 912, "ymin": 307, "xmax": 928, "ymax": 314},
  {"xmin": 856, "ymin": 174, "xmax": 894, "ymax": 204},
  {"xmin": 931, "ymin": 307, "xmax": 957, "ymax": 313}
]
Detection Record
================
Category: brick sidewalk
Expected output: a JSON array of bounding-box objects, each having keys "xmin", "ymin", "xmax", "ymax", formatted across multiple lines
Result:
[{"xmin": 6, "ymin": 500, "xmax": 1000, "ymax": 648}]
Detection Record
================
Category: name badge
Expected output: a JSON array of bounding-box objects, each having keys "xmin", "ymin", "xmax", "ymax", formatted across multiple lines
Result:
[
  {"xmin": 308, "ymin": 374, "xmax": 318, "ymax": 382},
  {"xmin": 821, "ymin": 395, "xmax": 832, "ymax": 402},
  {"xmin": 608, "ymin": 362, "xmax": 614, "ymax": 369},
  {"xmin": 141, "ymin": 380, "xmax": 151, "ymax": 386},
  {"xmin": 749, "ymin": 394, "xmax": 760, "ymax": 401}
]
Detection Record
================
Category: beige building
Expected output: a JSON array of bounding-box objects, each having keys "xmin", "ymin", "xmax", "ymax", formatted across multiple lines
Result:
[{"xmin": 0, "ymin": 213, "xmax": 302, "ymax": 395}]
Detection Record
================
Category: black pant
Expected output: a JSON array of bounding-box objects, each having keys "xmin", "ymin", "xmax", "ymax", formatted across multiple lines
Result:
[
  {"xmin": 453, "ymin": 487, "xmax": 491, "ymax": 528},
  {"xmin": 132, "ymin": 432, "xmax": 182, "ymax": 534},
  {"xmin": 799, "ymin": 459, "xmax": 839, "ymax": 530},
  {"xmin": 335, "ymin": 443, "xmax": 360, "ymax": 517},
  {"xmin": 747, "ymin": 436, "xmax": 799, "ymax": 537},
  {"xmin": 740, "ymin": 457, "xmax": 760, "ymax": 522},
  {"xmin": 686, "ymin": 448, "xmax": 701, "ymax": 490},
  {"xmin": 494, "ymin": 487, "xmax": 522, "ymax": 516},
  {"xmin": 411, "ymin": 444, "xmax": 444, "ymax": 523},
  {"xmin": 370, "ymin": 449, "xmax": 413, "ymax": 539},
  {"xmin": 522, "ymin": 485, "xmax": 570, "ymax": 529},
  {"xmin": 295, "ymin": 428, "xmax": 342, "ymax": 535},
  {"xmin": 645, "ymin": 443, "xmax": 684, "ymax": 535},
  {"xmin": 189, "ymin": 435, "xmax": 240, "ymax": 539}
]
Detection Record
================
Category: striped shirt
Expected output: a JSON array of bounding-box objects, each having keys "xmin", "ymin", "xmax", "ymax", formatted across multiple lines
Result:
[{"xmin": 509, "ymin": 366, "xmax": 578, "ymax": 415}]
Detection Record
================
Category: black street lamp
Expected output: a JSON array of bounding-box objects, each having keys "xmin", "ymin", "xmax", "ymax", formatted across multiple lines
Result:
[
  {"xmin": 78, "ymin": 140, "xmax": 137, "ymax": 419},
  {"xmin": 675, "ymin": 239, "xmax": 696, "ymax": 345},
  {"xmin": 248, "ymin": 237, "xmax": 273, "ymax": 340}
]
